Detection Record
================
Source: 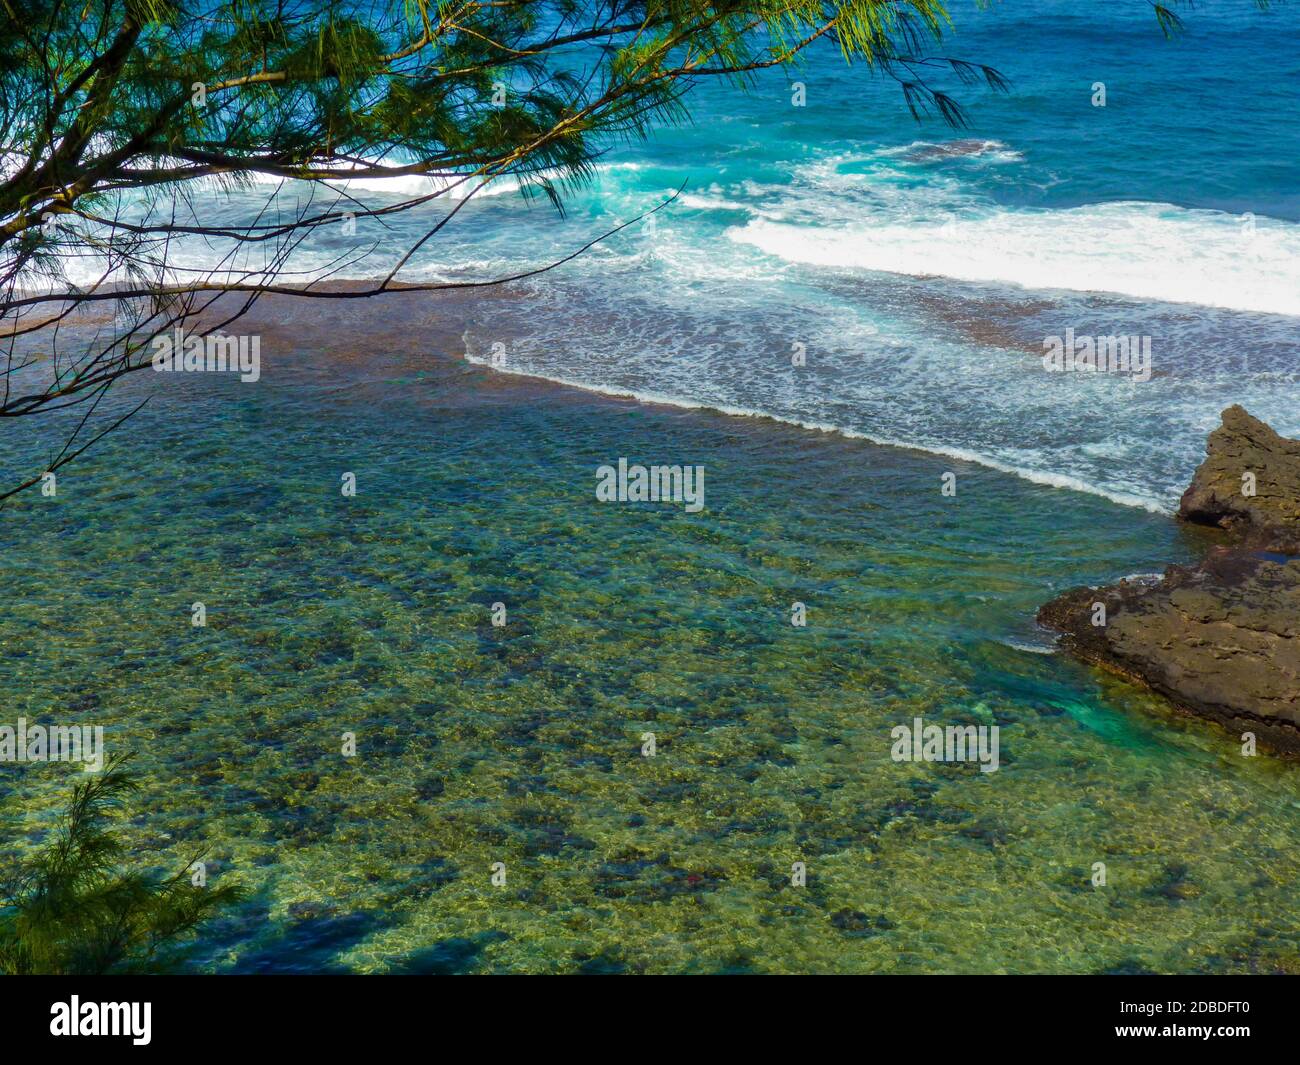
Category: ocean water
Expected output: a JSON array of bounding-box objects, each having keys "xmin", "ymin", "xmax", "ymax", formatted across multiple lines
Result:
[
  {"xmin": 2, "ymin": 0, "xmax": 1299, "ymax": 973},
  {"xmin": 445, "ymin": 0, "xmax": 1300, "ymax": 513},
  {"xmin": 3, "ymin": 308, "xmax": 1299, "ymax": 975},
  {"xmin": 52, "ymin": 2, "xmax": 1299, "ymax": 511}
]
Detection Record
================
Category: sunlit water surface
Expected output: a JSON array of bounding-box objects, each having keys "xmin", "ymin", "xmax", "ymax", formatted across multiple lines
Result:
[{"xmin": 1, "ymin": 309, "xmax": 1297, "ymax": 973}]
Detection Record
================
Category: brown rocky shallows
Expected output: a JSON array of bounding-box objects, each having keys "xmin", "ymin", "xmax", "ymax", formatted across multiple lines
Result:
[{"xmin": 1038, "ymin": 406, "xmax": 1300, "ymax": 754}]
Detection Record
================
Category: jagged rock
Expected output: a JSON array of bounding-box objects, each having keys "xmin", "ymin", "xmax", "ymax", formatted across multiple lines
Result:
[
  {"xmin": 1179, "ymin": 404, "xmax": 1300, "ymax": 540},
  {"xmin": 1040, "ymin": 406, "xmax": 1300, "ymax": 754}
]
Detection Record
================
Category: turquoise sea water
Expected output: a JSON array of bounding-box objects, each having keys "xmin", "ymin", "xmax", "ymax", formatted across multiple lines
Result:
[
  {"xmin": 3, "ymin": 1, "xmax": 1299, "ymax": 972},
  {"xmin": 55, "ymin": 3, "xmax": 1300, "ymax": 509},
  {"xmin": 445, "ymin": 0, "xmax": 1300, "ymax": 512}
]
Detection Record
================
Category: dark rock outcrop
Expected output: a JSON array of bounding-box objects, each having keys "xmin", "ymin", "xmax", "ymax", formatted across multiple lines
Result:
[
  {"xmin": 1039, "ymin": 406, "xmax": 1300, "ymax": 754},
  {"xmin": 1179, "ymin": 405, "xmax": 1300, "ymax": 540}
]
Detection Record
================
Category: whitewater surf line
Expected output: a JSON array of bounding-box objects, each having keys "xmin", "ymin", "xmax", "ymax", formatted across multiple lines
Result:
[{"xmin": 462, "ymin": 348, "xmax": 1172, "ymax": 515}]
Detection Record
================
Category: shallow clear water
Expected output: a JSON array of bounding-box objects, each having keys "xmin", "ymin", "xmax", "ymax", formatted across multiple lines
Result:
[
  {"xmin": 3, "ymin": 0, "xmax": 1299, "ymax": 974},
  {"xmin": 2, "ymin": 301, "xmax": 1298, "ymax": 973}
]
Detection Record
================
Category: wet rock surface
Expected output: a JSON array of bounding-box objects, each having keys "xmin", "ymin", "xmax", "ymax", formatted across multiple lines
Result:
[
  {"xmin": 1179, "ymin": 405, "xmax": 1300, "ymax": 539},
  {"xmin": 1040, "ymin": 406, "xmax": 1300, "ymax": 753}
]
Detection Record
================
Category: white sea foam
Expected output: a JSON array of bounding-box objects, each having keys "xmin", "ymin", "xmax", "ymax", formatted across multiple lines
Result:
[
  {"xmin": 462, "ymin": 348, "xmax": 1173, "ymax": 514},
  {"xmin": 999, "ymin": 637, "xmax": 1058, "ymax": 655},
  {"xmin": 883, "ymin": 139, "xmax": 1026, "ymax": 164},
  {"xmin": 729, "ymin": 201, "xmax": 1300, "ymax": 316},
  {"xmin": 23, "ymin": 134, "xmax": 1299, "ymax": 523}
]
